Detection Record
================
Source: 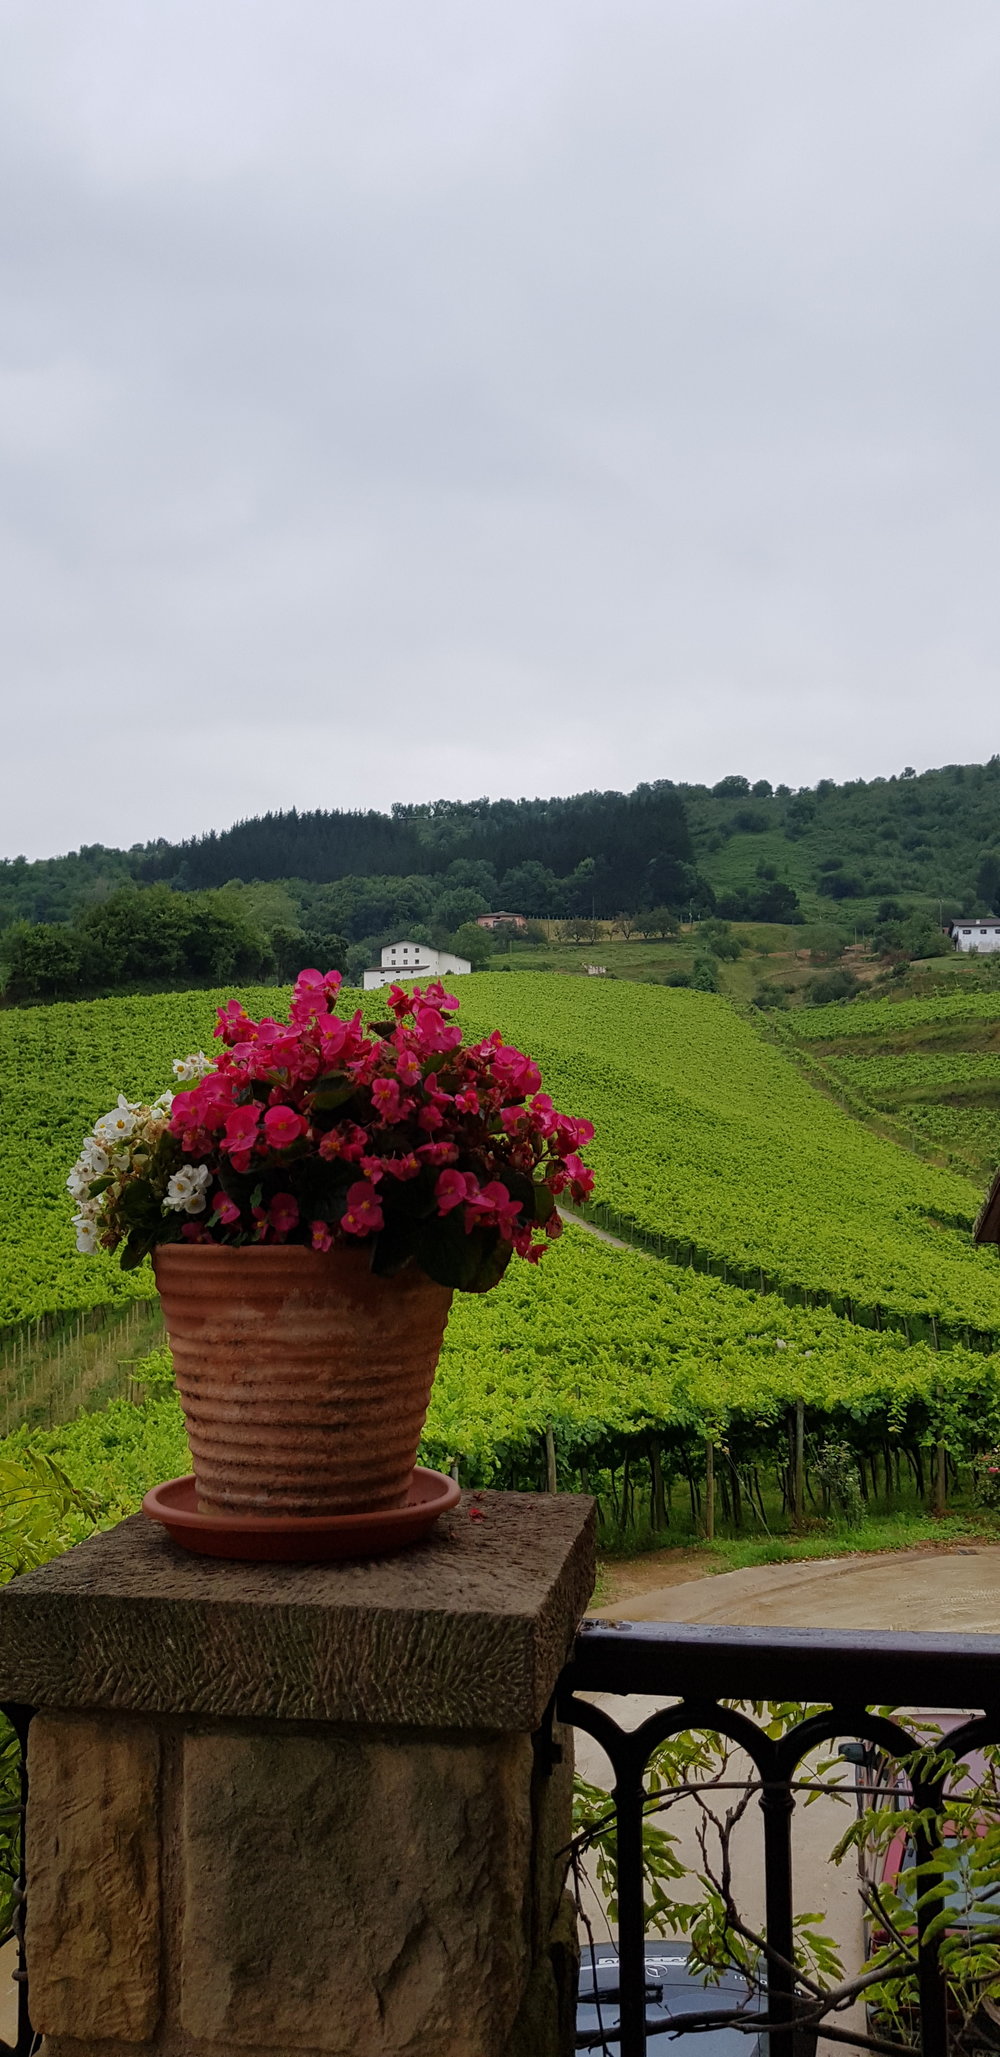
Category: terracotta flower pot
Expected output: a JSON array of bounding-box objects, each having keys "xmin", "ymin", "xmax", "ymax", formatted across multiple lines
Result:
[{"xmin": 152, "ymin": 1243, "xmax": 453, "ymax": 1519}]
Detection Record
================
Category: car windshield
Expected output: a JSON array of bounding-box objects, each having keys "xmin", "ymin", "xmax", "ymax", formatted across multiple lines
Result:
[{"xmin": 895, "ymin": 1838, "xmax": 1000, "ymax": 1929}]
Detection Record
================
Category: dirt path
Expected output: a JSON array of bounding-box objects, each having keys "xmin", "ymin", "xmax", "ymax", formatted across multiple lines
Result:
[{"xmin": 559, "ymin": 1205, "xmax": 652, "ymax": 1255}]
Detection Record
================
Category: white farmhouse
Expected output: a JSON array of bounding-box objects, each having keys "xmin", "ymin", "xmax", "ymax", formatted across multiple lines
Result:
[
  {"xmin": 948, "ymin": 918, "xmax": 1000, "ymax": 954},
  {"xmin": 362, "ymin": 941, "xmax": 472, "ymax": 991}
]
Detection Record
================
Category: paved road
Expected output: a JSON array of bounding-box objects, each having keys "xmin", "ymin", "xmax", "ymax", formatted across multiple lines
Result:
[{"xmin": 592, "ymin": 1542, "xmax": 1000, "ymax": 1632}]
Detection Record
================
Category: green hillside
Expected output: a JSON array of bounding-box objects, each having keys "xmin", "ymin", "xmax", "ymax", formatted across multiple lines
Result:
[
  {"xmin": 685, "ymin": 759, "xmax": 1000, "ymax": 925},
  {"xmin": 8, "ymin": 974, "xmax": 1000, "ymax": 1526},
  {"xmin": 3, "ymin": 975, "xmax": 997, "ymax": 1344},
  {"xmin": 781, "ymin": 990, "xmax": 1000, "ymax": 1183}
]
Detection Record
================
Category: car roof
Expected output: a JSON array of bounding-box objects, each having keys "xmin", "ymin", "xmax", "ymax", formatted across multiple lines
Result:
[{"xmin": 576, "ymin": 1942, "xmax": 764, "ymax": 2056}]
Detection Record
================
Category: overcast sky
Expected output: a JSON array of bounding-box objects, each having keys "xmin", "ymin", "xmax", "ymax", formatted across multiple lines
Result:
[{"xmin": 3, "ymin": 1, "xmax": 1000, "ymax": 859}]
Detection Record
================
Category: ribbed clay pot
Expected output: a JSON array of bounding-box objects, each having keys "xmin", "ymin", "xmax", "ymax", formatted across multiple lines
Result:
[{"xmin": 152, "ymin": 1243, "xmax": 453, "ymax": 1519}]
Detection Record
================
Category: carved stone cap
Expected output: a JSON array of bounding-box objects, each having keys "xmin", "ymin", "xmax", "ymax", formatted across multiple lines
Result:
[{"xmin": 0, "ymin": 1492, "xmax": 595, "ymax": 1732}]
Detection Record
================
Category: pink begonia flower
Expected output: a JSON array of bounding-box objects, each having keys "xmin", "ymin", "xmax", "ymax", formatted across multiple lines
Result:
[
  {"xmin": 563, "ymin": 1153, "xmax": 595, "ymax": 1199},
  {"xmin": 222, "ymin": 1105, "xmax": 261, "ymax": 1153},
  {"xmin": 212, "ymin": 1191, "xmax": 241, "ymax": 1226},
  {"xmin": 382, "ymin": 1152, "xmax": 422, "ymax": 1181},
  {"xmin": 386, "ymin": 984, "xmax": 413, "ymax": 1018},
  {"xmin": 417, "ymin": 1103, "xmax": 444, "ymax": 1134},
  {"xmin": 263, "ymin": 1104, "xmax": 308, "ymax": 1150},
  {"xmin": 229, "ymin": 1150, "xmax": 253, "ymax": 1175},
  {"xmin": 317, "ymin": 1014, "xmax": 352, "ymax": 1062},
  {"xmin": 395, "ymin": 1050, "xmax": 422, "ymax": 1088},
  {"xmin": 453, "ymin": 1088, "xmax": 479, "ymax": 1115},
  {"xmin": 417, "ymin": 1140, "xmax": 459, "ymax": 1167},
  {"xmin": 268, "ymin": 1192, "xmax": 300, "ymax": 1235},
  {"xmin": 340, "ymin": 1181, "xmax": 384, "ymax": 1236},
  {"xmin": 215, "ymin": 999, "xmax": 253, "ymax": 1044},
  {"xmin": 435, "ymin": 1169, "xmax": 478, "ymax": 1214},
  {"xmin": 370, "ymin": 1076, "xmax": 402, "ymax": 1122},
  {"xmin": 414, "ymin": 1006, "xmax": 462, "ymax": 1054},
  {"xmin": 360, "ymin": 1156, "xmax": 385, "ymax": 1183},
  {"xmin": 463, "ymin": 1181, "xmax": 523, "ymax": 1239},
  {"xmin": 318, "ymin": 1123, "xmax": 367, "ymax": 1162},
  {"xmin": 310, "ymin": 1220, "xmax": 333, "ymax": 1251},
  {"xmin": 423, "ymin": 982, "xmax": 458, "ymax": 1011}
]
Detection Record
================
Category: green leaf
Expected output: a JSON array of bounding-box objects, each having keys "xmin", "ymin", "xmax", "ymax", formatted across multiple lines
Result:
[
  {"xmin": 370, "ymin": 1220, "xmax": 420, "ymax": 1277},
  {"xmin": 415, "ymin": 1214, "xmax": 512, "ymax": 1293},
  {"xmin": 309, "ymin": 1075, "xmax": 358, "ymax": 1111}
]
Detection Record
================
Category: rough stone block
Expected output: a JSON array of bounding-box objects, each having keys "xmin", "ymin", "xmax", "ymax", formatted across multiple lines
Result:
[
  {"xmin": 25, "ymin": 1712, "xmax": 161, "ymax": 2042},
  {"xmin": 180, "ymin": 1724, "xmax": 534, "ymax": 2055},
  {"xmin": 0, "ymin": 1491, "xmax": 595, "ymax": 1732}
]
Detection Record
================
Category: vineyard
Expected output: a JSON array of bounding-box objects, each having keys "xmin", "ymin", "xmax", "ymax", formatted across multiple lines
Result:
[
  {"xmin": 5, "ymin": 975, "xmax": 1000, "ymax": 1537},
  {"xmin": 780, "ymin": 990, "xmax": 1000, "ymax": 1184}
]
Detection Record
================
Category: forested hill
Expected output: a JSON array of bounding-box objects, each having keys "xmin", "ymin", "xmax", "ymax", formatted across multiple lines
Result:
[
  {"xmin": 1, "ymin": 784, "xmax": 701, "ymax": 927},
  {"xmin": 4, "ymin": 758, "xmax": 1000, "ymax": 933},
  {"xmin": 132, "ymin": 783, "xmax": 695, "ymax": 909}
]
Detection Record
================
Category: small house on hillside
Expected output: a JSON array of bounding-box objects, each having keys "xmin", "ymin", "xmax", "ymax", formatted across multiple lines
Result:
[
  {"xmin": 948, "ymin": 918, "xmax": 1000, "ymax": 953},
  {"xmin": 476, "ymin": 911, "xmax": 527, "ymax": 931},
  {"xmin": 362, "ymin": 941, "xmax": 471, "ymax": 991}
]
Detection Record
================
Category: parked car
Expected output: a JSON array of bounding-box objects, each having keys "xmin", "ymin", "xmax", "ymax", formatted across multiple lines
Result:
[{"xmin": 575, "ymin": 1941, "xmax": 766, "ymax": 2055}]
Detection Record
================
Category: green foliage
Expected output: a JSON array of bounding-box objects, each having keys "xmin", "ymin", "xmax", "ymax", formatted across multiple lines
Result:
[
  {"xmin": 811, "ymin": 1439, "xmax": 865, "ymax": 1520},
  {"xmin": 1, "ymin": 886, "xmax": 274, "ymax": 1001},
  {"xmin": 690, "ymin": 956, "xmax": 720, "ymax": 993},
  {"xmin": 425, "ymin": 1225, "xmax": 1000, "ymax": 1484},
  {"xmin": 447, "ymin": 922, "xmax": 495, "ymax": 971},
  {"xmin": 971, "ymin": 1449, "xmax": 1000, "ymax": 1509},
  {"xmin": 805, "ymin": 968, "xmax": 860, "ymax": 1005}
]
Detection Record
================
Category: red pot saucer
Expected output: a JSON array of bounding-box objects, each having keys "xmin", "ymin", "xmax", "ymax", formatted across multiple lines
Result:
[{"xmin": 141, "ymin": 1467, "xmax": 461, "ymax": 1562}]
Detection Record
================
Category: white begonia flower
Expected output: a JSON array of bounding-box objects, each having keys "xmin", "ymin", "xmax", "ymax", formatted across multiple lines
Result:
[
  {"xmin": 66, "ymin": 1167, "xmax": 94, "ymax": 1200},
  {"xmin": 72, "ymin": 1208, "xmax": 100, "ymax": 1253},
  {"xmin": 151, "ymin": 1090, "xmax": 175, "ymax": 1115},
  {"xmin": 163, "ymin": 1164, "xmax": 211, "ymax": 1214},
  {"xmin": 172, "ymin": 1052, "xmax": 212, "ymax": 1082},
  {"xmin": 94, "ymin": 1095, "xmax": 140, "ymax": 1144},
  {"xmin": 78, "ymin": 1137, "xmax": 109, "ymax": 1176}
]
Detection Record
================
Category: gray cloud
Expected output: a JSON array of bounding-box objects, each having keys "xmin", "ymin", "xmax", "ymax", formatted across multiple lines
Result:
[{"xmin": 2, "ymin": 0, "xmax": 1000, "ymax": 856}]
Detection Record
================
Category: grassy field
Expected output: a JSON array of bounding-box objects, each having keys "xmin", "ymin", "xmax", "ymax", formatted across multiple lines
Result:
[{"xmin": 496, "ymin": 926, "xmax": 868, "ymax": 1003}]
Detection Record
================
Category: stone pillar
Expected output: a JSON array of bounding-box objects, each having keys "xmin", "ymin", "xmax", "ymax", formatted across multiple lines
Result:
[{"xmin": 0, "ymin": 1490, "xmax": 594, "ymax": 2057}]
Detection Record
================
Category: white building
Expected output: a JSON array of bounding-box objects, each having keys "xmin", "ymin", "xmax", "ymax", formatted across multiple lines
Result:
[
  {"xmin": 362, "ymin": 941, "xmax": 472, "ymax": 991},
  {"xmin": 949, "ymin": 919, "xmax": 1000, "ymax": 954}
]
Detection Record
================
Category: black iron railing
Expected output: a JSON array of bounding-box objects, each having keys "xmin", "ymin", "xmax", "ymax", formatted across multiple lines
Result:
[{"xmin": 557, "ymin": 1621, "xmax": 1000, "ymax": 2057}]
